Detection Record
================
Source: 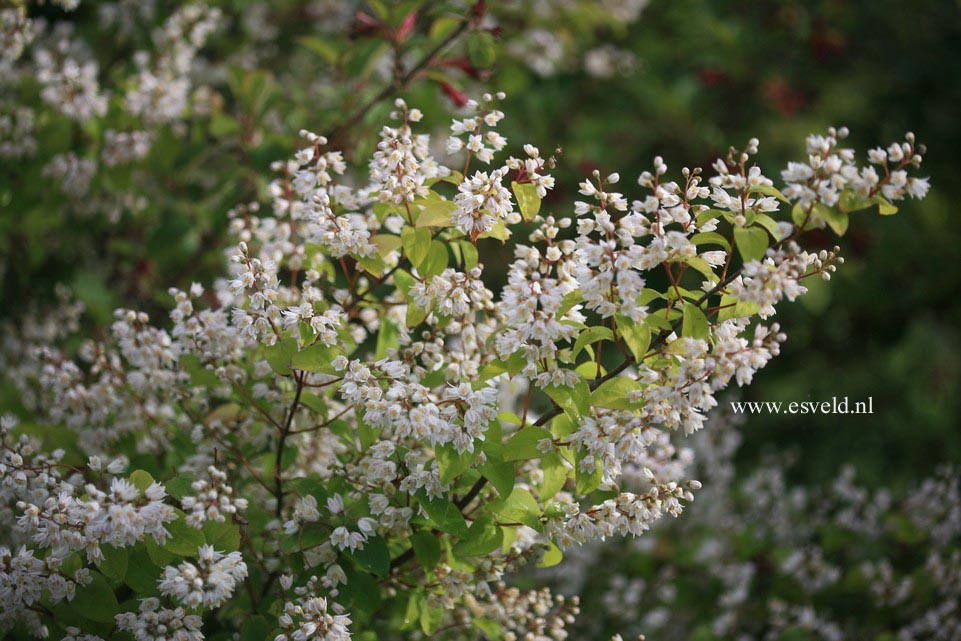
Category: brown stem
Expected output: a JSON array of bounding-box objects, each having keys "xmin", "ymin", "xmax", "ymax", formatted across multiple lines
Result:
[
  {"xmin": 323, "ymin": 20, "xmax": 471, "ymax": 147},
  {"xmin": 274, "ymin": 371, "xmax": 305, "ymax": 519}
]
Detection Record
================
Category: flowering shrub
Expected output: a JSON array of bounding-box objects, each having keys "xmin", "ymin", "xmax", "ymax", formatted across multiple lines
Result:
[
  {"xmin": 547, "ymin": 415, "xmax": 961, "ymax": 641},
  {"xmin": 0, "ymin": 0, "xmax": 650, "ymax": 317},
  {"xmin": 0, "ymin": 72, "xmax": 931, "ymax": 640}
]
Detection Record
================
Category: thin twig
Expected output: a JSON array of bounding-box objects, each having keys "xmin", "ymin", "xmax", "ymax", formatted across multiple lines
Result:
[{"xmin": 323, "ymin": 20, "xmax": 471, "ymax": 146}]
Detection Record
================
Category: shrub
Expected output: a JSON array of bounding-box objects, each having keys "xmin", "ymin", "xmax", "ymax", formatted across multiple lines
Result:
[{"xmin": 0, "ymin": 86, "xmax": 929, "ymax": 639}]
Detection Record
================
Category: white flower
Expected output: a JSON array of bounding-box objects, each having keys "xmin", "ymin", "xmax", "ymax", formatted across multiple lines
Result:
[
  {"xmin": 159, "ymin": 545, "xmax": 248, "ymax": 608},
  {"xmin": 116, "ymin": 597, "xmax": 204, "ymax": 641}
]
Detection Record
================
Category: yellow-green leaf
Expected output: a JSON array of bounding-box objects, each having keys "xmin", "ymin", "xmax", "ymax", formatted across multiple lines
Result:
[{"xmin": 512, "ymin": 181, "xmax": 541, "ymax": 222}]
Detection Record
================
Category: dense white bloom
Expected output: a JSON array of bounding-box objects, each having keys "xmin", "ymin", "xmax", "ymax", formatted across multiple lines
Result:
[
  {"xmin": 453, "ymin": 168, "xmax": 515, "ymax": 237},
  {"xmin": 369, "ymin": 98, "xmax": 449, "ymax": 205},
  {"xmin": 35, "ymin": 45, "xmax": 107, "ymax": 122},
  {"xmin": 115, "ymin": 597, "xmax": 204, "ymax": 641},
  {"xmin": 276, "ymin": 595, "xmax": 352, "ymax": 641},
  {"xmin": 159, "ymin": 545, "xmax": 248, "ymax": 608},
  {"xmin": 181, "ymin": 466, "xmax": 248, "ymax": 528},
  {"xmin": 0, "ymin": 92, "xmax": 932, "ymax": 641}
]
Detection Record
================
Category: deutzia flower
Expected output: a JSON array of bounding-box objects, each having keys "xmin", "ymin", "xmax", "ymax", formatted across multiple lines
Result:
[
  {"xmin": 275, "ymin": 596, "xmax": 352, "ymax": 641},
  {"xmin": 115, "ymin": 597, "xmax": 204, "ymax": 641},
  {"xmin": 453, "ymin": 168, "xmax": 516, "ymax": 239},
  {"xmin": 159, "ymin": 545, "xmax": 248, "ymax": 608}
]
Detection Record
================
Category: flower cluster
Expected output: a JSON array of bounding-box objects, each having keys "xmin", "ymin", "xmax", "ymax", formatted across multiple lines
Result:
[
  {"xmin": 0, "ymin": 94, "xmax": 931, "ymax": 641},
  {"xmin": 181, "ymin": 466, "xmax": 248, "ymax": 528},
  {"xmin": 547, "ymin": 415, "xmax": 961, "ymax": 641},
  {"xmin": 276, "ymin": 592, "xmax": 351, "ymax": 641},
  {"xmin": 116, "ymin": 598, "xmax": 204, "ymax": 641},
  {"xmin": 158, "ymin": 545, "xmax": 248, "ymax": 608}
]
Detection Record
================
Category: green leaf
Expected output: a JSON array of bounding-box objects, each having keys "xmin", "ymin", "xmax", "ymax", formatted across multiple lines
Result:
[
  {"xmin": 690, "ymin": 231, "xmax": 730, "ymax": 251},
  {"xmin": 410, "ymin": 531, "xmax": 441, "ymax": 570},
  {"xmin": 375, "ymin": 318, "xmax": 399, "ymax": 360},
  {"xmin": 419, "ymin": 241, "xmax": 449, "ymax": 278},
  {"xmin": 696, "ymin": 208, "xmax": 727, "ymax": 226},
  {"xmin": 265, "ymin": 337, "xmax": 299, "ymax": 376},
  {"xmin": 793, "ymin": 201, "xmax": 836, "ymax": 231},
  {"xmin": 346, "ymin": 571, "xmax": 382, "ymax": 615},
  {"xmin": 537, "ymin": 541, "xmax": 563, "ymax": 568},
  {"xmin": 414, "ymin": 199, "xmax": 457, "ymax": 227},
  {"xmin": 416, "ymin": 492, "xmax": 469, "ymax": 536},
  {"xmin": 682, "ymin": 302, "xmax": 710, "ymax": 339},
  {"xmin": 297, "ymin": 36, "xmax": 338, "ymax": 63},
  {"xmin": 459, "ymin": 241, "xmax": 479, "ymax": 270},
  {"xmin": 403, "ymin": 592, "xmax": 423, "ymax": 630},
  {"xmin": 437, "ymin": 445, "xmax": 477, "ymax": 484},
  {"xmin": 164, "ymin": 473, "xmax": 195, "ymax": 501},
  {"xmin": 820, "ymin": 206, "xmax": 850, "ymax": 236},
  {"xmin": 453, "ymin": 517, "xmax": 504, "ymax": 556},
  {"xmin": 467, "ymin": 31, "xmax": 496, "ymax": 68},
  {"xmin": 393, "ymin": 268, "xmax": 416, "ymax": 295},
  {"xmin": 70, "ymin": 573, "xmax": 119, "ymax": 623},
  {"xmin": 356, "ymin": 251, "xmax": 386, "ymax": 277},
  {"xmin": 98, "ymin": 545, "xmax": 128, "ymax": 581},
  {"xmin": 129, "ymin": 470, "xmax": 156, "ymax": 493},
  {"xmin": 838, "ymin": 190, "xmax": 897, "ymax": 216},
  {"xmin": 749, "ymin": 183, "xmax": 789, "ymax": 203},
  {"xmin": 512, "ymin": 181, "xmax": 541, "ymax": 222},
  {"xmin": 479, "ymin": 219, "xmax": 510, "ymax": 242},
  {"xmin": 401, "ymin": 226, "xmax": 432, "ymax": 269},
  {"xmin": 124, "ymin": 546, "xmax": 162, "ymax": 595},
  {"xmin": 371, "ymin": 234, "xmax": 402, "ymax": 257},
  {"xmin": 494, "ymin": 488, "xmax": 542, "ymax": 530},
  {"xmin": 163, "ymin": 514, "xmax": 206, "ymax": 556},
  {"xmin": 504, "ymin": 426, "xmax": 552, "ymax": 461},
  {"xmin": 572, "ymin": 326, "xmax": 614, "ymax": 359},
  {"xmin": 542, "ymin": 378, "xmax": 591, "ymax": 419},
  {"xmin": 538, "ymin": 453, "xmax": 568, "ymax": 500},
  {"xmin": 874, "ymin": 194, "xmax": 898, "ymax": 215},
  {"xmin": 677, "ymin": 256, "xmax": 720, "ymax": 283},
  {"xmin": 590, "ymin": 377, "xmax": 644, "ymax": 410},
  {"xmin": 479, "ymin": 459, "xmax": 515, "ymax": 498},
  {"xmin": 839, "ymin": 189, "xmax": 874, "ymax": 214},
  {"xmin": 298, "ymin": 392, "xmax": 328, "ymax": 415},
  {"xmin": 282, "ymin": 522, "xmax": 328, "ymax": 553},
  {"xmin": 733, "ymin": 225, "xmax": 769, "ymax": 263},
  {"xmin": 717, "ymin": 293, "xmax": 760, "ymax": 322},
  {"xmin": 181, "ymin": 354, "xmax": 220, "ymax": 388},
  {"xmin": 406, "ymin": 296, "xmax": 429, "ymax": 327},
  {"xmin": 420, "ymin": 601, "xmax": 445, "ymax": 635},
  {"xmin": 203, "ymin": 519, "xmax": 241, "ymax": 552},
  {"xmin": 430, "ymin": 15, "xmax": 462, "ymax": 41},
  {"xmin": 290, "ymin": 342, "xmax": 340, "ymax": 373},
  {"xmin": 474, "ymin": 618, "xmax": 503, "ymax": 641},
  {"xmin": 349, "ymin": 535, "xmax": 390, "ymax": 577},
  {"xmin": 614, "ymin": 314, "xmax": 651, "ymax": 361},
  {"xmin": 753, "ymin": 213, "xmax": 781, "ymax": 237},
  {"xmin": 210, "ymin": 111, "xmax": 241, "ymax": 137},
  {"xmin": 558, "ymin": 291, "xmax": 583, "ymax": 317},
  {"xmin": 792, "ymin": 202, "xmax": 812, "ymax": 228}
]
